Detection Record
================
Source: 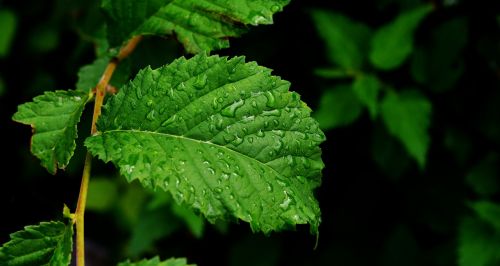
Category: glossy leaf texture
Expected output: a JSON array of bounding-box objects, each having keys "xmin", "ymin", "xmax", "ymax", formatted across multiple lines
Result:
[
  {"xmin": 12, "ymin": 90, "xmax": 90, "ymax": 174},
  {"xmin": 0, "ymin": 221, "xmax": 73, "ymax": 266},
  {"xmin": 381, "ymin": 90, "xmax": 431, "ymax": 168},
  {"xmin": 86, "ymin": 54, "xmax": 325, "ymax": 234},
  {"xmin": 103, "ymin": 0, "xmax": 290, "ymax": 53},
  {"xmin": 369, "ymin": 4, "xmax": 433, "ymax": 70},
  {"xmin": 118, "ymin": 257, "xmax": 195, "ymax": 266}
]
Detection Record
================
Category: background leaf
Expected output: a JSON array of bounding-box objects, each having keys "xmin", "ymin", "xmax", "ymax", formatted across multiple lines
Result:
[
  {"xmin": 380, "ymin": 90, "xmax": 431, "ymax": 168},
  {"xmin": 458, "ymin": 217, "xmax": 500, "ymax": 266},
  {"xmin": 310, "ymin": 10, "xmax": 371, "ymax": 70},
  {"xmin": 352, "ymin": 74, "xmax": 381, "ymax": 118},
  {"xmin": 314, "ymin": 84, "xmax": 363, "ymax": 130},
  {"xmin": 86, "ymin": 54, "xmax": 324, "ymax": 234},
  {"xmin": 0, "ymin": 221, "xmax": 73, "ymax": 266},
  {"xmin": 0, "ymin": 9, "xmax": 17, "ymax": 58},
  {"xmin": 103, "ymin": 0, "xmax": 291, "ymax": 53},
  {"xmin": 118, "ymin": 257, "xmax": 195, "ymax": 266},
  {"xmin": 369, "ymin": 4, "xmax": 433, "ymax": 70},
  {"xmin": 12, "ymin": 90, "xmax": 90, "ymax": 174}
]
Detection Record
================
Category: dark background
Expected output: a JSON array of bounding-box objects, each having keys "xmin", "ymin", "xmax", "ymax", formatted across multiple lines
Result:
[{"xmin": 1, "ymin": 0, "xmax": 499, "ymax": 265}]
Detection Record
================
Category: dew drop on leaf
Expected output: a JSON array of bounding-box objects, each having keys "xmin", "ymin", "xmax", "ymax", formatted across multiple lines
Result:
[
  {"xmin": 221, "ymin": 99, "xmax": 244, "ymax": 117},
  {"xmin": 262, "ymin": 109, "xmax": 281, "ymax": 117},
  {"xmin": 146, "ymin": 110, "xmax": 156, "ymax": 121}
]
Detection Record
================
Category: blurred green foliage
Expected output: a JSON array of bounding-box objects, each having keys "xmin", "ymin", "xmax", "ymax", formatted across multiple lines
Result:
[{"xmin": 0, "ymin": 0, "xmax": 499, "ymax": 265}]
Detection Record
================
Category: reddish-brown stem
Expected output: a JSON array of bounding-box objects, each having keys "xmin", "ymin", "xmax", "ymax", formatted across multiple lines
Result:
[{"xmin": 74, "ymin": 36, "xmax": 142, "ymax": 266}]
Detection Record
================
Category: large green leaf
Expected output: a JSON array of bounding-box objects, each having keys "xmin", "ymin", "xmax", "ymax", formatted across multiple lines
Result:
[
  {"xmin": 86, "ymin": 54, "xmax": 324, "ymax": 234},
  {"xmin": 103, "ymin": 0, "xmax": 290, "ymax": 53},
  {"xmin": 311, "ymin": 10, "xmax": 371, "ymax": 70},
  {"xmin": 380, "ymin": 90, "xmax": 431, "ymax": 168},
  {"xmin": 314, "ymin": 84, "xmax": 363, "ymax": 130},
  {"xmin": 12, "ymin": 90, "xmax": 91, "ymax": 174},
  {"xmin": 0, "ymin": 221, "xmax": 73, "ymax": 266},
  {"xmin": 118, "ymin": 257, "xmax": 194, "ymax": 266},
  {"xmin": 369, "ymin": 4, "xmax": 433, "ymax": 70}
]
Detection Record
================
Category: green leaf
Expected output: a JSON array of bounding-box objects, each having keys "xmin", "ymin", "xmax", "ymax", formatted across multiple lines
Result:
[
  {"xmin": 314, "ymin": 84, "xmax": 363, "ymax": 130},
  {"xmin": 76, "ymin": 57, "xmax": 108, "ymax": 92},
  {"xmin": 470, "ymin": 201, "xmax": 500, "ymax": 232},
  {"xmin": 369, "ymin": 4, "xmax": 433, "ymax": 70},
  {"xmin": 310, "ymin": 9, "xmax": 371, "ymax": 70},
  {"xmin": 103, "ymin": 0, "xmax": 290, "ymax": 53},
  {"xmin": 118, "ymin": 257, "xmax": 195, "ymax": 266},
  {"xmin": 380, "ymin": 90, "xmax": 431, "ymax": 168},
  {"xmin": 352, "ymin": 74, "xmax": 381, "ymax": 119},
  {"xmin": 0, "ymin": 221, "xmax": 73, "ymax": 266},
  {"xmin": 171, "ymin": 203, "xmax": 205, "ymax": 238},
  {"xmin": 86, "ymin": 54, "xmax": 324, "ymax": 234},
  {"xmin": 0, "ymin": 9, "xmax": 17, "ymax": 57},
  {"xmin": 458, "ymin": 217, "xmax": 500, "ymax": 266},
  {"xmin": 465, "ymin": 154, "xmax": 499, "ymax": 198},
  {"xmin": 87, "ymin": 178, "xmax": 119, "ymax": 211},
  {"xmin": 12, "ymin": 90, "xmax": 90, "ymax": 174}
]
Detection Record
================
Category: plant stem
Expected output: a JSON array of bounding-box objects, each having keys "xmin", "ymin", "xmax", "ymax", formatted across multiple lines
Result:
[{"xmin": 74, "ymin": 36, "xmax": 142, "ymax": 266}]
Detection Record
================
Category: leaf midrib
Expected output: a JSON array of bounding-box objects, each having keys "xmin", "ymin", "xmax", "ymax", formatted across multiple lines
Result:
[{"xmin": 99, "ymin": 129, "xmax": 286, "ymax": 180}]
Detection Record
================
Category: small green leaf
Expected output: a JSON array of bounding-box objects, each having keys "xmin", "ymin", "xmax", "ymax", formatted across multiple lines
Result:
[
  {"xmin": 465, "ymin": 154, "xmax": 499, "ymax": 198},
  {"xmin": 76, "ymin": 57, "xmax": 108, "ymax": 92},
  {"xmin": 0, "ymin": 221, "xmax": 73, "ymax": 266},
  {"xmin": 0, "ymin": 9, "xmax": 16, "ymax": 57},
  {"xmin": 86, "ymin": 54, "xmax": 324, "ymax": 234},
  {"xmin": 13, "ymin": 90, "xmax": 90, "ymax": 174},
  {"xmin": 314, "ymin": 84, "xmax": 363, "ymax": 130},
  {"xmin": 118, "ymin": 257, "xmax": 195, "ymax": 266},
  {"xmin": 103, "ymin": 0, "xmax": 290, "ymax": 53},
  {"xmin": 380, "ymin": 90, "xmax": 431, "ymax": 168},
  {"xmin": 369, "ymin": 4, "xmax": 433, "ymax": 70},
  {"xmin": 310, "ymin": 9, "xmax": 371, "ymax": 70},
  {"xmin": 352, "ymin": 74, "xmax": 381, "ymax": 119},
  {"xmin": 458, "ymin": 217, "xmax": 500, "ymax": 266},
  {"xmin": 470, "ymin": 201, "xmax": 500, "ymax": 232}
]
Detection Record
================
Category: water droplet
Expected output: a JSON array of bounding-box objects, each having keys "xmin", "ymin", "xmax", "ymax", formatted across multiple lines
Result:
[
  {"xmin": 212, "ymin": 98, "xmax": 219, "ymax": 110},
  {"xmin": 242, "ymin": 115, "xmax": 255, "ymax": 123},
  {"xmin": 248, "ymin": 137, "xmax": 254, "ymax": 143},
  {"xmin": 267, "ymin": 183, "xmax": 273, "ymax": 192},
  {"xmin": 146, "ymin": 110, "xmax": 156, "ymax": 121},
  {"xmin": 122, "ymin": 165, "xmax": 135, "ymax": 175},
  {"xmin": 189, "ymin": 186, "xmax": 195, "ymax": 193},
  {"xmin": 135, "ymin": 87, "xmax": 143, "ymax": 99},
  {"xmin": 263, "ymin": 109, "xmax": 281, "ymax": 117},
  {"xmin": 73, "ymin": 96, "xmax": 82, "ymax": 101},
  {"xmin": 146, "ymin": 99, "xmax": 154, "ymax": 107},
  {"xmin": 272, "ymin": 119, "xmax": 279, "ymax": 126},
  {"xmin": 280, "ymin": 191, "xmax": 292, "ymax": 209},
  {"xmin": 179, "ymin": 160, "xmax": 186, "ymax": 165},
  {"xmin": 193, "ymin": 74, "xmax": 208, "ymax": 90},
  {"xmin": 222, "ymin": 173, "xmax": 230, "ymax": 180},
  {"xmin": 251, "ymin": 100, "xmax": 258, "ymax": 108},
  {"xmin": 178, "ymin": 82, "xmax": 186, "ymax": 90},
  {"xmin": 265, "ymin": 91, "xmax": 276, "ymax": 107},
  {"xmin": 207, "ymin": 167, "xmax": 215, "ymax": 175},
  {"xmin": 232, "ymin": 135, "xmax": 243, "ymax": 146},
  {"xmin": 161, "ymin": 115, "xmax": 177, "ymax": 127},
  {"xmin": 215, "ymin": 187, "xmax": 223, "ymax": 193},
  {"xmin": 269, "ymin": 150, "xmax": 275, "ymax": 157},
  {"xmin": 271, "ymin": 5, "xmax": 281, "ymax": 12},
  {"xmin": 221, "ymin": 99, "xmax": 244, "ymax": 117},
  {"xmin": 215, "ymin": 117, "xmax": 224, "ymax": 130},
  {"xmin": 256, "ymin": 130, "xmax": 265, "ymax": 137}
]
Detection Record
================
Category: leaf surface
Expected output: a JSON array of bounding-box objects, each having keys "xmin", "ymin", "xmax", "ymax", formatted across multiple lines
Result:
[
  {"xmin": 369, "ymin": 4, "xmax": 433, "ymax": 70},
  {"xmin": 86, "ymin": 54, "xmax": 324, "ymax": 234},
  {"xmin": 103, "ymin": 0, "xmax": 290, "ymax": 53},
  {"xmin": 118, "ymin": 257, "xmax": 194, "ymax": 266},
  {"xmin": 458, "ymin": 217, "xmax": 500, "ymax": 266},
  {"xmin": 0, "ymin": 221, "xmax": 73, "ymax": 266},
  {"xmin": 380, "ymin": 90, "xmax": 431, "ymax": 168},
  {"xmin": 12, "ymin": 90, "xmax": 90, "ymax": 174}
]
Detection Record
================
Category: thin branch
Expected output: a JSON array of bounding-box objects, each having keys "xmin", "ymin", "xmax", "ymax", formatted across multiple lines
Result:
[{"xmin": 74, "ymin": 35, "xmax": 142, "ymax": 266}]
